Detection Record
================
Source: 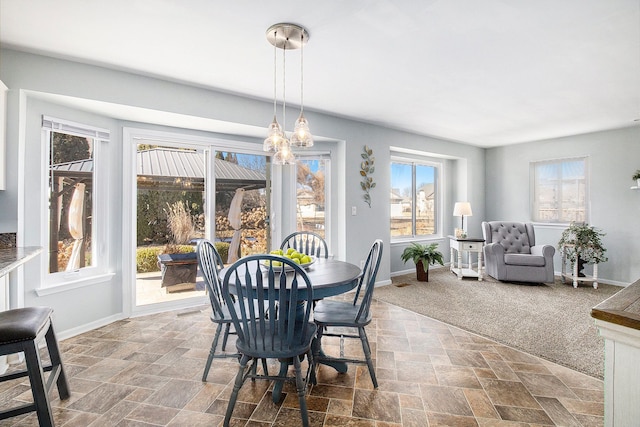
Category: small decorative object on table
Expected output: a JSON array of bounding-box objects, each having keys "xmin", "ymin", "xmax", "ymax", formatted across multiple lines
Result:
[
  {"xmin": 400, "ymin": 242, "xmax": 444, "ymax": 282},
  {"xmin": 558, "ymin": 222, "xmax": 608, "ymax": 289}
]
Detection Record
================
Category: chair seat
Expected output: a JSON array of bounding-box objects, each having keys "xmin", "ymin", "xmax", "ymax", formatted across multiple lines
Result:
[
  {"xmin": 235, "ymin": 322, "xmax": 317, "ymax": 359},
  {"xmin": 504, "ymin": 253, "xmax": 546, "ymax": 267},
  {"xmin": 0, "ymin": 307, "xmax": 53, "ymax": 345},
  {"xmin": 314, "ymin": 300, "xmax": 371, "ymax": 327}
]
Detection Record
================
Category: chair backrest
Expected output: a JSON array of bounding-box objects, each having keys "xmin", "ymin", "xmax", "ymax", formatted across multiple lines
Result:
[
  {"xmin": 280, "ymin": 231, "xmax": 329, "ymax": 258},
  {"xmin": 482, "ymin": 221, "xmax": 535, "ymax": 254},
  {"xmin": 196, "ymin": 239, "xmax": 227, "ymax": 317},
  {"xmin": 222, "ymin": 255, "xmax": 314, "ymax": 357},
  {"xmin": 352, "ymin": 239, "xmax": 383, "ymax": 323}
]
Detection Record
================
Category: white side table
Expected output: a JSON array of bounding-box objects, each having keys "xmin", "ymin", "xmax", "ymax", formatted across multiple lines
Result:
[{"xmin": 449, "ymin": 236, "xmax": 484, "ymax": 281}]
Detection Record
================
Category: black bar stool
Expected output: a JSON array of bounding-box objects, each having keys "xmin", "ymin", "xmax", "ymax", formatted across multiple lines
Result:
[{"xmin": 0, "ymin": 307, "xmax": 70, "ymax": 426}]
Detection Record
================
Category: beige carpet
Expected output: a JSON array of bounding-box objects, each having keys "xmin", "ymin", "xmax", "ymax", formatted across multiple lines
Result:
[{"xmin": 375, "ymin": 267, "xmax": 622, "ymax": 379}]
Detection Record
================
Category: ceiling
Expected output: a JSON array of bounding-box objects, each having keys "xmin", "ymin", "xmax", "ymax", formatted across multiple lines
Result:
[{"xmin": 1, "ymin": 0, "xmax": 639, "ymax": 147}]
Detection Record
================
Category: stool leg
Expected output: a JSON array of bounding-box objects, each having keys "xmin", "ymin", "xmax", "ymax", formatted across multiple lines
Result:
[
  {"xmin": 23, "ymin": 341, "xmax": 55, "ymax": 427},
  {"xmin": 45, "ymin": 324, "xmax": 70, "ymax": 400}
]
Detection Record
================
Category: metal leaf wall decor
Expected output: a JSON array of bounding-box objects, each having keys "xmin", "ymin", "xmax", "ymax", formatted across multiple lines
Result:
[{"xmin": 360, "ymin": 145, "xmax": 376, "ymax": 207}]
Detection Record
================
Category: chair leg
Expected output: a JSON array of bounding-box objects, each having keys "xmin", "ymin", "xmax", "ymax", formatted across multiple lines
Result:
[
  {"xmin": 23, "ymin": 341, "xmax": 55, "ymax": 427},
  {"xmin": 44, "ymin": 324, "xmax": 70, "ymax": 400},
  {"xmin": 292, "ymin": 354, "xmax": 310, "ymax": 427},
  {"xmin": 221, "ymin": 323, "xmax": 231, "ymax": 351},
  {"xmin": 224, "ymin": 354, "xmax": 250, "ymax": 427},
  {"xmin": 261, "ymin": 358, "xmax": 269, "ymax": 377},
  {"xmin": 359, "ymin": 327, "xmax": 378, "ymax": 388},
  {"xmin": 307, "ymin": 348, "xmax": 317, "ymax": 386},
  {"xmin": 202, "ymin": 323, "xmax": 223, "ymax": 381}
]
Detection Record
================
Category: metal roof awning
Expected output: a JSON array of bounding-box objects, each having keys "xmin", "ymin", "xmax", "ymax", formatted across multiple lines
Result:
[{"xmin": 52, "ymin": 148, "xmax": 267, "ymax": 192}]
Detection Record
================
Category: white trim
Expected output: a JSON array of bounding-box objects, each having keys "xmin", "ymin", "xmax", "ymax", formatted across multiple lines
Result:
[
  {"xmin": 122, "ymin": 127, "xmax": 268, "ymax": 315},
  {"xmin": 40, "ymin": 116, "xmax": 111, "ymax": 288},
  {"xmin": 530, "ymin": 156, "xmax": 589, "ymax": 223},
  {"xmin": 390, "ymin": 155, "xmax": 443, "ymax": 240},
  {"xmin": 35, "ymin": 272, "xmax": 115, "ymax": 296},
  {"xmin": 42, "ymin": 115, "xmax": 110, "ymax": 140},
  {"xmin": 57, "ymin": 312, "xmax": 124, "ymax": 341},
  {"xmin": 295, "ymin": 153, "xmax": 332, "ymax": 250}
]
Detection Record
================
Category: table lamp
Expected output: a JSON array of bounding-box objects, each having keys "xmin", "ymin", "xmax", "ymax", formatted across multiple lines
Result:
[{"xmin": 453, "ymin": 202, "xmax": 472, "ymax": 238}]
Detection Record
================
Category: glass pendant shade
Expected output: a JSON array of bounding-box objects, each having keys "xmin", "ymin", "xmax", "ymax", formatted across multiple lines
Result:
[
  {"xmin": 272, "ymin": 140, "xmax": 295, "ymax": 165},
  {"xmin": 290, "ymin": 112, "xmax": 314, "ymax": 147},
  {"xmin": 263, "ymin": 116, "xmax": 284, "ymax": 152}
]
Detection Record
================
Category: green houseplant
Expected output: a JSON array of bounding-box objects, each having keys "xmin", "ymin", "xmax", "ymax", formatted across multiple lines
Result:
[
  {"xmin": 558, "ymin": 222, "xmax": 608, "ymax": 277},
  {"xmin": 400, "ymin": 242, "xmax": 444, "ymax": 282}
]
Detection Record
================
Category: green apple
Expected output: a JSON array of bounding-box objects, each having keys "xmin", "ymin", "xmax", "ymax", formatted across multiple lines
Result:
[
  {"xmin": 287, "ymin": 248, "xmax": 296, "ymax": 255},
  {"xmin": 301, "ymin": 255, "xmax": 312, "ymax": 264}
]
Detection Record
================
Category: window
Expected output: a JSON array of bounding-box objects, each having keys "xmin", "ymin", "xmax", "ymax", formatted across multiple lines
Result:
[
  {"xmin": 43, "ymin": 117, "xmax": 109, "ymax": 284},
  {"xmin": 531, "ymin": 157, "xmax": 588, "ymax": 223},
  {"xmin": 295, "ymin": 155, "xmax": 330, "ymax": 238},
  {"xmin": 390, "ymin": 158, "xmax": 439, "ymax": 238}
]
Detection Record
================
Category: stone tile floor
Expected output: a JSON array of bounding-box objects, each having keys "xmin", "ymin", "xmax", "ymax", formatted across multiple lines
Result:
[{"xmin": 0, "ymin": 297, "xmax": 603, "ymax": 426}]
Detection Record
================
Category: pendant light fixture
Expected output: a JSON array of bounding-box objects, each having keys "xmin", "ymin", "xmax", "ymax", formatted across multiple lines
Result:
[
  {"xmin": 264, "ymin": 23, "xmax": 312, "ymax": 165},
  {"xmin": 290, "ymin": 27, "xmax": 314, "ymax": 148}
]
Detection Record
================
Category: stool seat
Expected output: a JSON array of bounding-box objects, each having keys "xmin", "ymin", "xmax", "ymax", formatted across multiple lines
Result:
[
  {"xmin": 0, "ymin": 306, "xmax": 70, "ymax": 426},
  {"xmin": 0, "ymin": 307, "xmax": 53, "ymax": 344}
]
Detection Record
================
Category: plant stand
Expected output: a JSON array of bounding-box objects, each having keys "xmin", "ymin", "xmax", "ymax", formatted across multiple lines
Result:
[{"xmin": 561, "ymin": 245, "xmax": 598, "ymax": 289}]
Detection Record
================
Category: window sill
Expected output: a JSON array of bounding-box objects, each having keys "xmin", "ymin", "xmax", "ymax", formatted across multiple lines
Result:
[
  {"xmin": 35, "ymin": 272, "xmax": 115, "ymax": 296},
  {"xmin": 530, "ymin": 222, "xmax": 571, "ymax": 230},
  {"xmin": 390, "ymin": 236, "xmax": 445, "ymax": 246}
]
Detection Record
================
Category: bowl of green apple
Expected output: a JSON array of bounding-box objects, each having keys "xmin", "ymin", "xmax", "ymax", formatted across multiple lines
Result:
[{"xmin": 264, "ymin": 248, "xmax": 316, "ymax": 271}]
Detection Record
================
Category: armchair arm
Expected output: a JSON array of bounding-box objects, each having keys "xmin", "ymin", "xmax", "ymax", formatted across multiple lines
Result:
[
  {"xmin": 483, "ymin": 242, "xmax": 506, "ymax": 279},
  {"xmin": 530, "ymin": 244, "xmax": 555, "ymax": 263}
]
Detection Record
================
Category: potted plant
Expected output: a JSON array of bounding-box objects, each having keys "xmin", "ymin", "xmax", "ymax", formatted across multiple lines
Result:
[
  {"xmin": 633, "ymin": 170, "xmax": 640, "ymax": 187},
  {"xmin": 400, "ymin": 242, "xmax": 444, "ymax": 282},
  {"xmin": 157, "ymin": 201, "xmax": 198, "ymax": 289},
  {"xmin": 558, "ymin": 222, "xmax": 608, "ymax": 277}
]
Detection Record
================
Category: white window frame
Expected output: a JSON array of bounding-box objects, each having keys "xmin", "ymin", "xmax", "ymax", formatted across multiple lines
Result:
[
  {"xmin": 293, "ymin": 153, "xmax": 332, "ymax": 251},
  {"xmin": 122, "ymin": 127, "xmax": 271, "ymax": 315},
  {"xmin": 530, "ymin": 156, "xmax": 589, "ymax": 224},
  {"xmin": 390, "ymin": 154, "xmax": 442, "ymax": 241},
  {"xmin": 39, "ymin": 116, "xmax": 111, "ymax": 289}
]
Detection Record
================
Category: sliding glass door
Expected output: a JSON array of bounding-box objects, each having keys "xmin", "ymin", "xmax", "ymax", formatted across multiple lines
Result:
[{"xmin": 127, "ymin": 130, "xmax": 271, "ymax": 311}]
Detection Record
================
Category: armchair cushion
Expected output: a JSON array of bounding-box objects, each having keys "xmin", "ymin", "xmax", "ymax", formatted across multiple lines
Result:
[{"xmin": 504, "ymin": 253, "xmax": 545, "ymax": 267}]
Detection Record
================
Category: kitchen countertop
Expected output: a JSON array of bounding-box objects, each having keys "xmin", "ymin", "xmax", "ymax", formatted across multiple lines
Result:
[
  {"xmin": 591, "ymin": 278, "xmax": 640, "ymax": 330},
  {"xmin": 0, "ymin": 247, "xmax": 42, "ymax": 277}
]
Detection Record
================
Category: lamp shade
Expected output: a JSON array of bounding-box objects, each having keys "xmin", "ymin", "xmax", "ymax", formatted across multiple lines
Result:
[{"xmin": 453, "ymin": 202, "xmax": 472, "ymax": 217}]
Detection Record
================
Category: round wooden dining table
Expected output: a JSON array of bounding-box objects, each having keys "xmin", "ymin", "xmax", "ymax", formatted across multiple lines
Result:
[{"xmin": 220, "ymin": 257, "xmax": 362, "ymax": 402}]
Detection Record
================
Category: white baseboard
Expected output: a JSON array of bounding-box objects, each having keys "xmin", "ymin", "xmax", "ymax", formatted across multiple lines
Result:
[{"xmin": 57, "ymin": 313, "xmax": 125, "ymax": 341}]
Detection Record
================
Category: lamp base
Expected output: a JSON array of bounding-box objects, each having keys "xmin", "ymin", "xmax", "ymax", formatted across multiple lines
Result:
[{"xmin": 454, "ymin": 228, "xmax": 467, "ymax": 238}]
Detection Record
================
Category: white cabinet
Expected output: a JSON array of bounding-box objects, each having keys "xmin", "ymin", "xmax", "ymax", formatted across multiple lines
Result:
[{"xmin": 592, "ymin": 281, "xmax": 640, "ymax": 427}]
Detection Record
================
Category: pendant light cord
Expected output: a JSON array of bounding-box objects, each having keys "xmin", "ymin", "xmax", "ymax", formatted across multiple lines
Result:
[
  {"xmin": 282, "ymin": 36, "xmax": 287, "ymax": 134},
  {"xmin": 300, "ymin": 32, "xmax": 304, "ymax": 114},
  {"xmin": 272, "ymin": 29, "xmax": 277, "ymax": 119}
]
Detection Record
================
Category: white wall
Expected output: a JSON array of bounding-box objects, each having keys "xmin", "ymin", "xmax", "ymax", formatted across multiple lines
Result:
[
  {"xmin": 0, "ymin": 48, "xmax": 485, "ymax": 335},
  {"xmin": 485, "ymin": 126, "xmax": 640, "ymax": 285}
]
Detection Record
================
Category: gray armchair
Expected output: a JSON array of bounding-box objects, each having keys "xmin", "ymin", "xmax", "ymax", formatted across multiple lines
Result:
[{"xmin": 482, "ymin": 221, "xmax": 555, "ymax": 284}]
